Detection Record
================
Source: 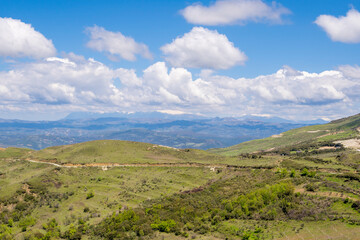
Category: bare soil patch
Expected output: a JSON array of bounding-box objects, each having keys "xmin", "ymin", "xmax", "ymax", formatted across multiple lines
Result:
[
  {"xmin": 317, "ymin": 130, "xmax": 344, "ymax": 139},
  {"xmin": 265, "ymin": 147, "xmax": 275, "ymax": 152},
  {"xmin": 25, "ymin": 159, "xmax": 228, "ymax": 171},
  {"xmin": 335, "ymin": 139, "xmax": 360, "ymax": 150},
  {"xmin": 295, "ymin": 187, "xmax": 357, "ymax": 200},
  {"xmin": 318, "ymin": 146, "xmax": 337, "ymax": 150}
]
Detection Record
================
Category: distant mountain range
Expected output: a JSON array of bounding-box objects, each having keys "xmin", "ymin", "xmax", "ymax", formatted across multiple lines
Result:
[
  {"xmin": 0, "ymin": 112, "xmax": 327, "ymax": 150},
  {"xmin": 65, "ymin": 111, "xmax": 328, "ymax": 124}
]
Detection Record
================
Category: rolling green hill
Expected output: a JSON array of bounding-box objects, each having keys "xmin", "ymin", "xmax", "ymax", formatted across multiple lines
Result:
[
  {"xmin": 209, "ymin": 113, "xmax": 360, "ymax": 156},
  {"xmin": 21, "ymin": 140, "xmax": 283, "ymax": 168},
  {"xmin": 28, "ymin": 140, "xmax": 217, "ymax": 164},
  {"xmin": 1, "ymin": 114, "xmax": 360, "ymax": 239}
]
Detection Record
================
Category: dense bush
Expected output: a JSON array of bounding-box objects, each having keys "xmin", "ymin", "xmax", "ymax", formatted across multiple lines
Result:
[
  {"xmin": 305, "ymin": 183, "xmax": 318, "ymax": 192},
  {"xmin": 95, "ymin": 209, "xmax": 153, "ymax": 239},
  {"xmin": 151, "ymin": 219, "xmax": 176, "ymax": 232},
  {"xmin": 338, "ymin": 173, "xmax": 360, "ymax": 182},
  {"xmin": 92, "ymin": 171, "xmax": 332, "ymax": 239},
  {"xmin": 351, "ymin": 201, "xmax": 360, "ymax": 212},
  {"xmin": 272, "ymin": 141, "xmax": 344, "ymax": 156}
]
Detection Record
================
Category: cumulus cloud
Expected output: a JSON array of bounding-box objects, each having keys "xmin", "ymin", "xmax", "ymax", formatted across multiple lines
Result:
[
  {"xmin": 141, "ymin": 62, "xmax": 227, "ymax": 105},
  {"xmin": 136, "ymin": 63, "xmax": 358, "ymax": 117},
  {"xmin": 0, "ymin": 17, "xmax": 56, "ymax": 58},
  {"xmin": 161, "ymin": 27, "xmax": 247, "ymax": 69},
  {"xmin": 243, "ymin": 67, "xmax": 348, "ymax": 105},
  {"xmin": 0, "ymin": 55, "xmax": 120, "ymax": 107},
  {"xmin": 181, "ymin": 0, "xmax": 291, "ymax": 25},
  {"xmin": 0, "ymin": 56, "xmax": 359, "ymax": 120},
  {"xmin": 86, "ymin": 26, "xmax": 152, "ymax": 61},
  {"xmin": 315, "ymin": 9, "xmax": 360, "ymax": 43},
  {"xmin": 338, "ymin": 65, "xmax": 360, "ymax": 79}
]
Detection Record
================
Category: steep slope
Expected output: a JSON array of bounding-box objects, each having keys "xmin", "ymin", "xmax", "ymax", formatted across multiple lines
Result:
[{"xmin": 209, "ymin": 113, "xmax": 360, "ymax": 156}]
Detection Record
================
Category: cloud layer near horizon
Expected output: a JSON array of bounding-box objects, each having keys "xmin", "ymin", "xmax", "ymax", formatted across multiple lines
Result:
[{"xmin": 0, "ymin": 55, "xmax": 359, "ymax": 120}]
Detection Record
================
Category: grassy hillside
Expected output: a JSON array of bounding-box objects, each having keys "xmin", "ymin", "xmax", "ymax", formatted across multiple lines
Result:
[
  {"xmin": 27, "ymin": 140, "xmax": 220, "ymax": 164},
  {"xmin": 0, "ymin": 147, "xmax": 33, "ymax": 159},
  {"xmin": 209, "ymin": 113, "xmax": 360, "ymax": 156},
  {"xmin": 24, "ymin": 140, "xmax": 283, "ymax": 167},
  {"xmin": 0, "ymin": 158, "xmax": 228, "ymax": 239},
  {"xmin": 1, "ymin": 153, "xmax": 360, "ymax": 239},
  {"xmin": 0, "ymin": 114, "xmax": 360, "ymax": 239}
]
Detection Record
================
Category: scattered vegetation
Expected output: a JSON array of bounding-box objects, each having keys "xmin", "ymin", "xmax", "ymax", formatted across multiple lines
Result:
[
  {"xmin": 210, "ymin": 113, "xmax": 360, "ymax": 156},
  {"xmin": 1, "ymin": 113, "xmax": 360, "ymax": 239}
]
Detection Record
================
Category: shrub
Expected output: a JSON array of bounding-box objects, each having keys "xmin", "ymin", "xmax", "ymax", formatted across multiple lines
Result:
[
  {"xmin": 305, "ymin": 183, "xmax": 317, "ymax": 192},
  {"xmin": 7, "ymin": 219, "xmax": 13, "ymax": 228},
  {"xmin": 301, "ymin": 168, "xmax": 309, "ymax": 176},
  {"xmin": 86, "ymin": 192, "xmax": 94, "ymax": 199},
  {"xmin": 42, "ymin": 219, "xmax": 61, "ymax": 239},
  {"xmin": 0, "ymin": 224, "xmax": 12, "ymax": 240},
  {"xmin": 351, "ymin": 201, "xmax": 360, "ymax": 212},
  {"xmin": 151, "ymin": 219, "xmax": 176, "ymax": 233},
  {"xmin": 276, "ymin": 168, "xmax": 288, "ymax": 178},
  {"xmin": 15, "ymin": 202, "xmax": 28, "ymax": 211},
  {"xmin": 308, "ymin": 171, "xmax": 316, "ymax": 178},
  {"xmin": 19, "ymin": 217, "xmax": 36, "ymax": 228}
]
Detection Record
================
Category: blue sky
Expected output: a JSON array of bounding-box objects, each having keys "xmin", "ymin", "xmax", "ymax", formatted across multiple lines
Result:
[{"xmin": 0, "ymin": 0, "xmax": 360, "ymax": 120}]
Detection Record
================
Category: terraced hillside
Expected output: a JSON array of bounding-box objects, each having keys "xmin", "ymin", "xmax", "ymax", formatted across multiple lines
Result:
[{"xmin": 210, "ymin": 113, "xmax": 360, "ymax": 156}]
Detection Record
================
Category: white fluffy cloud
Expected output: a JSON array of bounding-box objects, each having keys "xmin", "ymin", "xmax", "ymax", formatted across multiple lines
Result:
[
  {"xmin": 338, "ymin": 65, "xmax": 360, "ymax": 79},
  {"xmin": 315, "ymin": 9, "xmax": 360, "ymax": 43},
  {"xmin": 161, "ymin": 27, "xmax": 247, "ymax": 69},
  {"xmin": 0, "ymin": 17, "xmax": 56, "ymax": 58},
  {"xmin": 181, "ymin": 0, "xmax": 290, "ymax": 25},
  {"xmin": 241, "ymin": 67, "xmax": 348, "ymax": 104},
  {"xmin": 0, "ymin": 55, "xmax": 359, "ymax": 120},
  {"xmin": 86, "ymin": 26, "xmax": 152, "ymax": 61},
  {"xmin": 0, "ymin": 54, "xmax": 120, "ymax": 107}
]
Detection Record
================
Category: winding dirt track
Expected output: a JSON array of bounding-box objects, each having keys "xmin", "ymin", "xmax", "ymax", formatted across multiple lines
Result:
[
  {"xmin": 24, "ymin": 159, "xmax": 351, "ymax": 173},
  {"xmin": 25, "ymin": 159, "xmax": 229, "ymax": 169}
]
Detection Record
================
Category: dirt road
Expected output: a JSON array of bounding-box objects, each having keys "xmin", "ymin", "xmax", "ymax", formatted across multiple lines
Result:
[{"xmin": 25, "ymin": 159, "xmax": 227, "ymax": 170}]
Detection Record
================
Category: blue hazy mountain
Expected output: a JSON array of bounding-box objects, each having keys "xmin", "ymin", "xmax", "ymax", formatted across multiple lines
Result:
[
  {"xmin": 0, "ymin": 112, "xmax": 326, "ymax": 150},
  {"xmin": 64, "ymin": 111, "xmax": 207, "ymax": 120}
]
